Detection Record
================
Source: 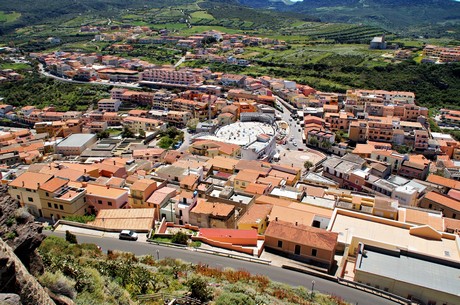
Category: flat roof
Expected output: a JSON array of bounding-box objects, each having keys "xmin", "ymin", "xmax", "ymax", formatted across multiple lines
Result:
[
  {"xmin": 357, "ymin": 247, "xmax": 460, "ymax": 297},
  {"xmin": 330, "ymin": 210, "xmax": 460, "ymax": 261},
  {"xmin": 57, "ymin": 134, "xmax": 96, "ymax": 148}
]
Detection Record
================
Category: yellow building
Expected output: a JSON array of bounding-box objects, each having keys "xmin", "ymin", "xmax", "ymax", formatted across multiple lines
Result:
[
  {"xmin": 237, "ymin": 204, "xmax": 272, "ymax": 234},
  {"xmin": 38, "ymin": 178, "xmax": 88, "ymax": 220},
  {"xmin": 129, "ymin": 179, "xmax": 158, "ymax": 208},
  {"xmin": 8, "ymin": 172, "xmax": 53, "ymax": 217}
]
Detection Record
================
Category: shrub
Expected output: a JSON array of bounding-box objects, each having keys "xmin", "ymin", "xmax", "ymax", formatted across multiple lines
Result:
[
  {"xmin": 215, "ymin": 292, "xmax": 255, "ymax": 305},
  {"xmin": 6, "ymin": 217, "xmax": 15, "ymax": 227},
  {"xmin": 4, "ymin": 231, "xmax": 17, "ymax": 240},
  {"xmin": 171, "ymin": 231, "xmax": 188, "ymax": 245},
  {"xmin": 64, "ymin": 215, "xmax": 96, "ymax": 223},
  {"xmin": 65, "ymin": 230, "xmax": 78, "ymax": 244},
  {"xmin": 186, "ymin": 276, "xmax": 212, "ymax": 302},
  {"xmin": 39, "ymin": 271, "xmax": 77, "ymax": 299}
]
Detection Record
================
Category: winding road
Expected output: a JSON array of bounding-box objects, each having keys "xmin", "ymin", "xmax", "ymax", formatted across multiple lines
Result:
[{"xmin": 45, "ymin": 231, "xmax": 397, "ymax": 305}]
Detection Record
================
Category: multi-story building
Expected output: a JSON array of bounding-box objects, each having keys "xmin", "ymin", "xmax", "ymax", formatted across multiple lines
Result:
[
  {"xmin": 140, "ymin": 68, "xmax": 199, "ymax": 86},
  {"xmin": 38, "ymin": 178, "xmax": 88, "ymax": 220},
  {"xmin": 348, "ymin": 121, "xmax": 368, "ymax": 143},
  {"xmin": 97, "ymin": 98, "xmax": 122, "ymax": 112},
  {"xmin": 8, "ymin": 172, "xmax": 53, "ymax": 217},
  {"xmin": 325, "ymin": 112, "xmax": 354, "ymax": 131},
  {"xmin": 85, "ymin": 183, "xmax": 129, "ymax": 212},
  {"xmin": 129, "ymin": 179, "xmax": 158, "ymax": 208},
  {"xmin": 122, "ymin": 116, "xmax": 164, "ymax": 133},
  {"xmin": 367, "ymin": 117, "xmax": 395, "ymax": 143}
]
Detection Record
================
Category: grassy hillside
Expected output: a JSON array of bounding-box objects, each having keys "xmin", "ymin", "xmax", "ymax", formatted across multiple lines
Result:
[{"xmin": 238, "ymin": 0, "xmax": 460, "ymax": 37}]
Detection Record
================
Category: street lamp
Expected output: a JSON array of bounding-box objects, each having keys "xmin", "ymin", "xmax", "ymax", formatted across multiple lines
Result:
[{"xmin": 156, "ymin": 249, "xmax": 160, "ymax": 260}]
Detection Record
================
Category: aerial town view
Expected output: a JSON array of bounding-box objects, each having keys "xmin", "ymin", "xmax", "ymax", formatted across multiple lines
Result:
[{"xmin": 0, "ymin": 0, "xmax": 459, "ymax": 304}]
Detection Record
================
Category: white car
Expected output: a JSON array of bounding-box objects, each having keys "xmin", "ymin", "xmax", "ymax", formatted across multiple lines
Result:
[{"xmin": 119, "ymin": 230, "xmax": 138, "ymax": 241}]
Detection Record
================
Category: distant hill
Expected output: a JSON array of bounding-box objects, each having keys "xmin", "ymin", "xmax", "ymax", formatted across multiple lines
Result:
[{"xmin": 238, "ymin": 0, "xmax": 460, "ymax": 33}]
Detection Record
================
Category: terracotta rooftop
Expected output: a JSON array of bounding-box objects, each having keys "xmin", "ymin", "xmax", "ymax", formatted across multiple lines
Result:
[
  {"xmin": 238, "ymin": 204, "xmax": 273, "ymax": 225},
  {"xmin": 265, "ymin": 220, "xmax": 338, "ymax": 251},
  {"xmin": 427, "ymin": 174, "xmax": 460, "ymax": 190},
  {"xmin": 130, "ymin": 179, "xmax": 156, "ymax": 192},
  {"xmin": 89, "ymin": 208, "xmax": 155, "ymax": 231},
  {"xmin": 39, "ymin": 177, "xmax": 68, "ymax": 193},
  {"xmin": 235, "ymin": 170, "xmax": 261, "ymax": 183},
  {"xmin": 85, "ymin": 183, "xmax": 128, "ymax": 199},
  {"xmin": 191, "ymin": 199, "xmax": 234, "ymax": 217},
  {"xmin": 424, "ymin": 191, "xmax": 460, "ymax": 212},
  {"xmin": 9, "ymin": 172, "xmax": 53, "ymax": 190},
  {"xmin": 244, "ymin": 183, "xmax": 269, "ymax": 195}
]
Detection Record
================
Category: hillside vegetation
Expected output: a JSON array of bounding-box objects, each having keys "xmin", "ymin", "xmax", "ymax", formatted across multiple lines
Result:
[{"xmin": 38, "ymin": 236, "xmax": 350, "ymax": 305}]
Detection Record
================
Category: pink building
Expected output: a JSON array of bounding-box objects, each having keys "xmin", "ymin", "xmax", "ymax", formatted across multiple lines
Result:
[{"xmin": 85, "ymin": 183, "xmax": 129, "ymax": 212}]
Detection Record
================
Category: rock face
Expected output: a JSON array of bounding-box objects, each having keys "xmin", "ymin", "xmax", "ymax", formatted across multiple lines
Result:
[
  {"xmin": 0, "ymin": 184, "xmax": 45, "ymax": 274},
  {"xmin": 0, "ymin": 294, "xmax": 22, "ymax": 305},
  {"xmin": 0, "ymin": 239, "xmax": 56, "ymax": 305},
  {"xmin": 0, "ymin": 184, "xmax": 55, "ymax": 305}
]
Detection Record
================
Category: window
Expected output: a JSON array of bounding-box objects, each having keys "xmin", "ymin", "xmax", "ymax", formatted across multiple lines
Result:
[
  {"xmin": 28, "ymin": 197, "xmax": 33, "ymax": 202},
  {"xmin": 277, "ymin": 240, "xmax": 283, "ymax": 248},
  {"xmin": 295, "ymin": 245, "xmax": 301, "ymax": 255},
  {"xmin": 59, "ymin": 205, "xmax": 64, "ymax": 210},
  {"xmin": 311, "ymin": 249, "xmax": 317, "ymax": 257},
  {"xmin": 108, "ymin": 201, "xmax": 112, "ymax": 206},
  {"xmin": 84, "ymin": 197, "xmax": 86, "ymax": 203},
  {"xmin": 453, "ymin": 213, "xmax": 457, "ymax": 219},
  {"xmin": 98, "ymin": 200, "xmax": 102, "ymax": 205},
  {"xmin": 429, "ymin": 203, "xmax": 432, "ymax": 209},
  {"xmin": 48, "ymin": 202, "xmax": 51, "ymax": 208},
  {"xmin": 46, "ymin": 192, "xmax": 49, "ymax": 197},
  {"xmin": 16, "ymin": 195, "xmax": 20, "ymax": 200},
  {"xmin": 54, "ymin": 204, "xmax": 58, "ymax": 209}
]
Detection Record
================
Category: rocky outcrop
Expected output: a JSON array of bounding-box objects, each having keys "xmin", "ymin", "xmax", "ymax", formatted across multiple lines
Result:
[
  {"xmin": 0, "ymin": 294, "xmax": 22, "ymax": 305},
  {"xmin": 0, "ymin": 184, "xmax": 45, "ymax": 274},
  {"xmin": 0, "ymin": 184, "xmax": 56, "ymax": 304},
  {"xmin": 0, "ymin": 238, "xmax": 56, "ymax": 305}
]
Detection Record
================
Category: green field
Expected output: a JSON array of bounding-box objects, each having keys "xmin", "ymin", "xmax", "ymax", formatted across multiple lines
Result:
[
  {"xmin": 0, "ymin": 62, "xmax": 31, "ymax": 71},
  {"xmin": 190, "ymin": 10, "xmax": 214, "ymax": 20},
  {"xmin": 0, "ymin": 11, "xmax": 20, "ymax": 23}
]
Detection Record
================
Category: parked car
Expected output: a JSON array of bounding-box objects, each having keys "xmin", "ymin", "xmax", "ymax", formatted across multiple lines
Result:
[{"xmin": 119, "ymin": 230, "xmax": 138, "ymax": 241}]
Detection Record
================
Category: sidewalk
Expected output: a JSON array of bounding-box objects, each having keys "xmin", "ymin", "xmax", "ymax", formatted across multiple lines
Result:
[{"xmin": 53, "ymin": 224, "xmax": 149, "ymax": 242}]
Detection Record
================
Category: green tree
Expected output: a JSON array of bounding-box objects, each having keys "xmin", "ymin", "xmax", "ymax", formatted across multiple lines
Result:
[
  {"xmin": 97, "ymin": 130, "xmax": 110, "ymax": 139},
  {"xmin": 171, "ymin": 231, "xmax": 189, "ymax": 245},
  {"xmin": 121, "ymin": 126, "xmax": 135, "ymax": 138},
  {"xmin": 308, "ymin": 136, "xmax": 318, "ymax": 146},
  {"xmin": 187, "ymin": 118, "xmax": 200, "ymax": 132},
  {"xmin": 321, "ymin": 140, "xmax": 332, "ymax": 150},
  {"xmin": 65, "ymin": 230, "xmax": 78, "ymax": 244},
  {"xmin": 138, "ymin": 129, "xmax": 146, "ymax": 139},
  {"xmin": 186, "ymin": 276, "xmax": 212, "ymax": 302},
  {"xmin": 304, "ymin": 161, "xmax": 313, "ymax": 171},
  {"xmin": 158, "ymin": 136, "xmax": 173, "ymax": 149}
]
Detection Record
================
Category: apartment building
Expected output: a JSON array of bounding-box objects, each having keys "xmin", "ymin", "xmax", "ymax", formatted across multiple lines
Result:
[
  {"xmin": 38, "ymin": 178, "xmax": 88, "ymax": 219},
  {"xmin": 97, "ymin": 98, "xmax": 122, "ymax": 112},
  {"xmin": 8, "ymin": 172, "xmax": 53, "ymax": 217},
  {"xmin": 85, "ymin": 183, "xmax": 129, "ymax": 211},
  {"xmin": 346, "ymin": 89, "xmax": 415, "ymax": 105},
  {"xmin": 122, "ymin": 116, "xmax": 164, "ymax": 133},
  {"xmin": 324, "ymin": 112, "xmax": 354, "ymax": 131},
  {"xmin": 140, "ymin": 68, "xmax": 199, "ymax": 86},
  {"xmin": 129, "ymin": 179, "xmax": 158, "ymax": 208},
  {"xmin": 439, "ymin": 108, "xmax": 460, "ymax": 127},
  {"xmin": 367, "ymin": 117, "xmax": 394, "ymax": 143}
]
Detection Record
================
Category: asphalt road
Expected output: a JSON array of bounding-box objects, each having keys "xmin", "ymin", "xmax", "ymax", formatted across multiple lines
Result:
[{"xmin": 45, "ymin": 231, "xmax": 397, "ymax": 305}]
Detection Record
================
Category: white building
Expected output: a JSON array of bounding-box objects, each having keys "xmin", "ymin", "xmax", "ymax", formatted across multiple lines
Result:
[
  {"xmin": 56, "ymin": 133, "xmax": 97, "ymax": 156},
  {"xmin": 98, "ymin": 98, "xmax": 122, "ymax": 112}
]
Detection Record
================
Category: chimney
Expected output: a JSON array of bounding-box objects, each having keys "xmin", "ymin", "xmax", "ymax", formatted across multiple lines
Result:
[
  {"xmin": 84, "ymin": 169, "xmax": 87, "ymax": 173},
  {"xmin": 107, "ymin": 185, "xmax": 110, "ymax": 189},
  {"xmin": 295, "ymin": 221, "xmax": 298, "ymax": 226},
  {"xmin": 113, "ymin": 160, "xmax": 116, "ymax": 165},
  {"xmin": 22, "ymin": 181, "xmax": 24, "ymax": 187},
  {"xmin": 275, "ymin": 217, "xmax": 278, "ymax": 221}
]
